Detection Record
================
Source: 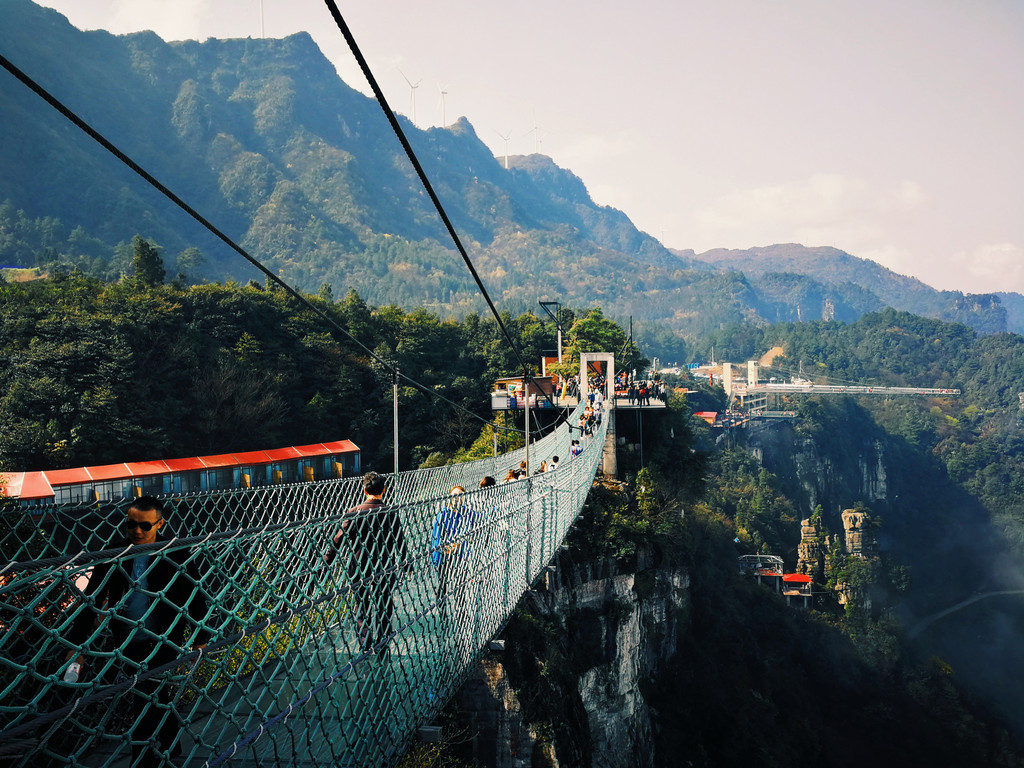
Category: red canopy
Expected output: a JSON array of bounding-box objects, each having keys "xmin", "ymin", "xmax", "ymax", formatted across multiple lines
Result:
[{"xmin": 3, "ymin": 440, "xmax": 360, "ymax": 500}]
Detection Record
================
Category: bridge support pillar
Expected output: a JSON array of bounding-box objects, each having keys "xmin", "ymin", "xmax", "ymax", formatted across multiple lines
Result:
[
  {"xmin": 602, "ymin": 408, "xmax": 616, "ymax": 478},
  {"xmin": 580, "ymin": 352, "xmax": 616, "ymax": 479}
]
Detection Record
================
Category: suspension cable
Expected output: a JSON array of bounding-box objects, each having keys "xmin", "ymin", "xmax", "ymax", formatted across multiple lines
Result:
[
  {"xmin": 320, "ymin": 0, "xmax": 568, "ymax": 424},
  {"xmin": 0, "ymin": 51, "xmax": 522, "ymax": 438}
]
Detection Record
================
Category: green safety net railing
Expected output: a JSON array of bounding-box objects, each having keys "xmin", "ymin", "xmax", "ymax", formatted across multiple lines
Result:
[{"xmin": 0, "ymin": 403, "xmax": 607, "ymax": 766}]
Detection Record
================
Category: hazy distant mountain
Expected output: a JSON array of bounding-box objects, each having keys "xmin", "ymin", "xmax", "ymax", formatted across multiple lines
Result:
[
  {"xmin": 996, "ymin": 292, "xmax": 1024, "ymax": 335},
  {"xmin": 691, "ymin": 244, "xmax": 1016, "ymax": 335},
  {"xmin": 0, "ymin": 0, "xmax": 1018, "ymax": 352}
]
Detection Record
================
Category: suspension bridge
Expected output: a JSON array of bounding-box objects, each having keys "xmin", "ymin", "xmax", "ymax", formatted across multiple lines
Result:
[
  {"xmin": 0, "ymin": 4, "xmax": 626, "ymax": 764},
  {"xmin": 0, "ymin": 399, "xmax": 607, "ymax": 766}
]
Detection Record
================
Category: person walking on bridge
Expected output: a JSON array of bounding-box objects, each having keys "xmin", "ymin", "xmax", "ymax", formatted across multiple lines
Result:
[
  {"xmin": 431, "ymin": 487, "xmax": 480, "ymax": 664},
  {"xmin": 65, "ymin": 496, "xmax": 211, "ymax": 768},
  {"xmin": 325, "ymin": 471, "xmax": 408, "ymax": 657}
]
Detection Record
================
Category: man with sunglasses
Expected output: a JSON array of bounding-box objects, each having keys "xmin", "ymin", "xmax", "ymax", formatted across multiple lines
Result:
[{"xmin": 65, "ymin": 496, "xmax": 210, "ymax": 767}]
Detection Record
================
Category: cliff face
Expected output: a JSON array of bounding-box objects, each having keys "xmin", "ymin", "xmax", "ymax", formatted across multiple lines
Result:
[
  {"xmin": 445, "ymin": 492, "xmax": 1024, "ymax": 768},
  {"xmin": 749, "ymin": 422, "xmax": 890, "ymax": 524},
  {"xmin": 456, "ymin": 555, "xmax": 690, "ymax": 768}
]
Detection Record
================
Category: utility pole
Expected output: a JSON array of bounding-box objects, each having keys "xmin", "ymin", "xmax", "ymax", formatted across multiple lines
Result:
[
  {"xmin": 523, "ymin": 367, "xmax": 530, "ymax": 476},
  {"xmin": 538, "ymin": 300, "xmax": 563, "ymax": 364},
  {"xmin": 393, "ymin": 368, "xmax": 400, "ymax": 478}
]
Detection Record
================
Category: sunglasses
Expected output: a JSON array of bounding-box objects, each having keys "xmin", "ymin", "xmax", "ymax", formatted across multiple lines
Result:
[{"xmin": 124, "ymin": 518, "xmax": 162, "ymax": 531}]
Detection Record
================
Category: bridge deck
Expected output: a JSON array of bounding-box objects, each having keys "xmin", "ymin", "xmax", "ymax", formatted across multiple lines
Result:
[{"xmin": 743, "ymin": 383, "xmax": 961, "ymax": 396}]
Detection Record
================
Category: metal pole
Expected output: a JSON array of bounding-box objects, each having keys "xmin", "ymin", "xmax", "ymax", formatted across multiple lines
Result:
[
  {"xmin": 557, "ymin": 312, "xmax": 563, "ymax": 365},
  {"xmin": 393, "ymin": 368, "xmax": 399, "ymax": 478},
  {"xmin": 628, "ymin": 316, "xmax": 633, "ymax": 380},
  {"xmin": 524, "ymin": 370, "xmax": 530, "ymax": 476},
  {"xmin": 539, "ymin": 301, "xmax": 563, "ymax": 365}
]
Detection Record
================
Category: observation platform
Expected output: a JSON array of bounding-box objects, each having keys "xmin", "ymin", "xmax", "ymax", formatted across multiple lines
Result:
[{"xmin": 489, "ymin": 393, "xmax": 667, "ymax": 411}]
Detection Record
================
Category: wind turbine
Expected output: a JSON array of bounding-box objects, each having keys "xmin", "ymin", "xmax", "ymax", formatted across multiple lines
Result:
[
  {"xmin": 259, "ymin": 0, "xmax": 265, "ymax": 38},
  {"xmin": 495, "ymin": 130, "xmax": 512, "ymax": 169},
  {"xmin": 528, "ymin": 112, "xmax": 547, "ymax": 153},
  {"xmin": 399, "ymin": 69, "xmax": 421, "ymax": 127},
  {"xmin": 438, "ymin": 83, "xmax": 449, "ymax": 128}
]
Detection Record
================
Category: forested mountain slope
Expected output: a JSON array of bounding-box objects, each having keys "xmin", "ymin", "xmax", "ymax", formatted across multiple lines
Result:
[
  {"xmin": 0, "ymin": 0, "xmax": 709, "ymax": 339},
  {"xmin": 1, "ymin": 0, "xmax": 1018, "ymax": 350}
]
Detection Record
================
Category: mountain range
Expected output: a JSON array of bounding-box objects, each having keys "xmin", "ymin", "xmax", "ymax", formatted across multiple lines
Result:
[{"xmin": 1, "ymin": 0, "xmax": 1021, "ymax": 356}]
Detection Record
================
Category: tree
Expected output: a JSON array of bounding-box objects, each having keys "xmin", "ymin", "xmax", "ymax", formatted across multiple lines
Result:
[
  {"xmin": 564, "ymin": 307, "xmax": 649, "ymax": 373},
  {"xmin": 131, "ymin": 235, "xmax": 165, "ymax": 287},
  {"xmin": 174, "ymin": 246, "xmax": 206, "ymax": 280}
]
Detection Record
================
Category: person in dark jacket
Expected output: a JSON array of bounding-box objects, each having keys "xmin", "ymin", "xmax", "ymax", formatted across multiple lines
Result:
[
  {"xmin": 65, "ymin": 496, "xmax": 210, "ymax": 767},
  {"xmin": 325, "ymin": 472, "xmax": 408, "ymax": 656}
]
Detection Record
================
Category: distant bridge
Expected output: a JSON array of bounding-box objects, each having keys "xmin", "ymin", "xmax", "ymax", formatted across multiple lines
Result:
[
  {"xmin": 754, "ymin": 383, "xmax": 961, "ymax": 397},
  {"xmin": 722, "ymin": 361, "xmax": 960, "ymax": 417}
]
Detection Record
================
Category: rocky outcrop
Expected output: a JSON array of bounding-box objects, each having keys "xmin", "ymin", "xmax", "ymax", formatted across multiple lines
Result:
[
  {"xmin": 796, "ymin": 516, "xmax": 827, "ymax": 579},
  {"xmin": 455, "ymin": 555, "xmax": 690, "ymax": 768},
  {"xmin": 841, "ymin": 508, "xmax": 876, "ymax": 558},
  {"xmin": 863, "ymin": 440, "xmax": 888, "ymax": 500},
  {"xmin": 457, "ymin": 659, "xmax": 558, "ymax": 768}
]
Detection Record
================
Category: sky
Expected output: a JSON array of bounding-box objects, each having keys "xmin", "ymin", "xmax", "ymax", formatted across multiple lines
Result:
[{"xmin": 32, "ymin": 0, "xmax": 1024, "ymax": 295}]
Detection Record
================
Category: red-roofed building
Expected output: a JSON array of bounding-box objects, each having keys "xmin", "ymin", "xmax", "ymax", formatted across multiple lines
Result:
[
  {"xmin": 694, "ymin": 411, "xmax": 718, "ymax": 426},
  {"xmin": 0, "ymin": 440, "xmax": 360, "ymax": 505},
  {"xmin": 782, "ymin": 573, "xmax": 813, "ymax": 606}
]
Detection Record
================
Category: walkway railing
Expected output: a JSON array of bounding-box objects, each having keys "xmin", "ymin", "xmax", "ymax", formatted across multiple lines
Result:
[{"xmin": 0, "ymin": 403, "xmax": 607, "ymax": 766}]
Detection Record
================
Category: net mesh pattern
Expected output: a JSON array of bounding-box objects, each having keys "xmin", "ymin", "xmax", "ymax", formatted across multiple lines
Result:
[{"xmin": 0, "ymin": 403, "xmax": 606, "ymax": 766}]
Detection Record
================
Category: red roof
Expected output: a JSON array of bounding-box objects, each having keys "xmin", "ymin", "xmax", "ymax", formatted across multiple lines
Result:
[
  {"xmin": 231, "ymin": 450, "xmax": 275, "ymax": 464},
  {"xmin": 1, "ymin": 472, "xmax": 54, "ymax": 500},
  {"xmin": 783, "ymin": 573, "xmax": 813, "ymax": 583},
  {"xmin": 44, "ymin": 467, "xmax": 92, "ymax": 485},
  {"xmin": 163, "ymin": 457, "xmax": 207, "ymax": 472},
  {"xmin": 3, "ymin": 440, "xmax": 360, "ymax": 499},
  {"xmin": 123, "ymin": 460, "xmax": 173, "ymax": 478},
  {"xmin": 322, "ymin": 440, "xmax": 358, "ymax": 453},
  {"xmin": 694, "ymin": 412, "xmax": 718, "ymax": 425},
  {"xmin": 199, "ymin": 453, "xmax": 244, "ymax": 469},
  {"xmin": 292, "ymin": 443, "xmax": 335, "ymax": 458},
  {"xmin": 88, "ymin": 463, "xmax": 133, "ymax": 481},
  {"xmin": 263, "ymin": 447, "xmax": 301, "ymax": 461}
]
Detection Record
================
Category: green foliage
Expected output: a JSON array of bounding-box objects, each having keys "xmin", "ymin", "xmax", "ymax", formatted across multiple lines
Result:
[
  {"xmin": 451, "ymin": 423, "xmax": 504, "ymax": 465},
  {"xmin": 699, "ymin": 448, "xmax": 799, "ymax": 561},
  {"xmin": 563, "ymin": 468, "xmax": 686, "ymax": 566},
  {"xmin": 0, "ymin": 275, "xmax": 642, "ymax": 475},
  {"xmin": 131, "ymin": 235, "xmax": 166, "ymax": 287},
  {"xmin": 187, "ymin": 555, "xmax": 349, "ymax": 701},
  {"xmin": 563, "ymin": 307, "xmax": 650, "ymax": 371}
]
